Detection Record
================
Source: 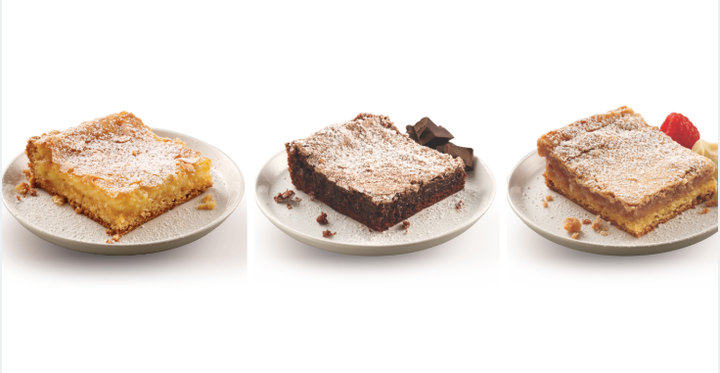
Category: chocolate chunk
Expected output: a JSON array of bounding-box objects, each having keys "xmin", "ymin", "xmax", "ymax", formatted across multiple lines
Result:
[
  {"xmin": 406, "ymin": 125, "xmax": 419, "ymax": 143},
  {"xmin": 438, "ymin": 143, "xmax": 474, "ymax": 171},
  {"xmin": 413, "ymin": 117, "xmax": 453, "ymax": 148},
  {"xmin": 413, "ymin": 117, "xmax": 433, "ymax": 137}
]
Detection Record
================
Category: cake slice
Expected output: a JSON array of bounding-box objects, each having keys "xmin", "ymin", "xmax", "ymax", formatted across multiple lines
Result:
[
  {"xmin": 285, "ymin": 113, "xmax": 466, "ymax": 232},
  {"xmin": 25, "ymin": 112, "xmax": 213, "ymax": 238},
  {"xmin": 537, "ymin": 106, "xmax": 717, "ymax": 237}
]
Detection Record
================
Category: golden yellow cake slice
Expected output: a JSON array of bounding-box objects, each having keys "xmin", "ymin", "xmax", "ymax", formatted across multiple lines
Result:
[
  {"xmin": 25, "ymin": 112, "xmax": 213, "ymax": 238},
  {"xmin": 537, "ymin": 106, "xmax": 717, "ymax": 237}
]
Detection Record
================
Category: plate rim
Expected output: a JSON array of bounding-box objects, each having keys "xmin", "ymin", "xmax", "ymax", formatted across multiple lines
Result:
[
  {"xmin": 255, "ymin": 149, "xmax": 497, "ymax": 252},
  {"xmin": 506, "ymin": 149, "xmax": 718, "ymax": 252},
  {"xmin": 1, "ymin": 127, "xmax": 245, "ymax": 250}
]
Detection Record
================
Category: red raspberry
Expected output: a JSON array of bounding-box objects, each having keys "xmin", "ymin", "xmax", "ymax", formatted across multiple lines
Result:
[{"xmin": 660, "ymin": 113, "xmax": 700, "ymax": 149}]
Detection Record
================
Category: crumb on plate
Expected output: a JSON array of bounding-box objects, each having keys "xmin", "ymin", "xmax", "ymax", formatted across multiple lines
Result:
[
  {"xmin": 197, "ymin": 194, "xmax": 217, "ymax": 210},
  {"xmin": 591, "ymin": 216, "xmax": 604, "ymax": 231},
  {"xmin": 317, "ymin": 212, "xmax": 329, "ymax": 225},
  {"xmin": 274, "ymin": 189, "xmax": 295, "ymax": 203},
  {"xmin": 563, "ymin": 217, "xmax": 582, "ymax": 233}
]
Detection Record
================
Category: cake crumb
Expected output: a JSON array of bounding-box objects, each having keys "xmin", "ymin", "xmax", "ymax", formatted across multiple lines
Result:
[
  {"xmin": 294, "ymin": 197, "xmax": 303, "ymax": 202},
  {"xmin": 571, "ymin": 232, "xmax": 580, "ymax": 240},
  {"xmin": 274, "ymin": 189, "xmax": 295, "ymax": 203},
  {"xmin": 591, "ymin": 216, "xmax": 604, "ymax": 231},
  {"xmin": 563, "ymin": 217, "xmax": 582, "ymax": 233},
  {"xmin": 600, "ymin": 231, "xmax": 609, "ymax": 236},
  {"xmin": 542, "ymin": 201, "xmax": 548, "ymax": 208},
  {"xmin": 15, "ymin": 182, "xmax": 31, "ymax": 195},
  {"xmin": 401, "ymin": 220, "xmax": 411, "ymax": 235},
  {"xmin": 16, "ymin": 196, "xmax": 21, "ymax": 201},
  {"xmin": 317, "ymin": 212, "xmax": 329, "ymax": 225},
  {"xmin": 286, "ymin": 204, "xmax": 292, "ymax": 210},
  {"xmin": 322, "ymin": 230, "xmax": 337, "ymax": 238},
  {"xmin": 545, "ymin": 195, "xmax": 554, "ymax": 201},
  {"xmin": 197, "ymin": 195, "xmax": 217, "ymax": 210},
  {"xmin": 22, "ymin": 169, "xmax": 35, "ymax": 184},
  {"xmin": 456, "ymin": 200, "xmax": 464, "ymax": 211},
  {"xmin": 52, "ymin": 195, "xmax": 66, "ymax": 206},
  {"xmin": 582, "ymin": 219, "xmax": 592, "ymax": 225},
  {"xmin": 698, "ymin": 208, "xmax": 711, "ymax": 215}
]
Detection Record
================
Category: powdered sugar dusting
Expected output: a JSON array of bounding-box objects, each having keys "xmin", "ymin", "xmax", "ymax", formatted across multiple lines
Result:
[
  {"xmin": 288, "ymin": 113, "xmax": 465, "ymax": 203},
  {"xmin": 539, "ymin": 107, "xmax": 715, "ymax": 205},
  {"xmin": 31, "ymin": 112, "xmax": 207, "ymax": 196}
]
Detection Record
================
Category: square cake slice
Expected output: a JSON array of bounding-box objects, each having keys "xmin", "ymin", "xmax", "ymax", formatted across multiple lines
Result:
[
  {"xmin": 285, "ymin": 113, "xmax": 467, "ymax": 232},
  {"xmin": 25, "ymin": 112, "xmax": 213, "ymax": 237},
  {"xmin": 537, "ymin": 106, "xmax": 717, "ymax": 237}
]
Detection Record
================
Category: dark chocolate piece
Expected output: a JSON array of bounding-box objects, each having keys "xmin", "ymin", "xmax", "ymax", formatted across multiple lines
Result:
[
  {"xmin": 413, "ymin": 117, "xmax": 453, "ymax": 148},
  {"xmin": 406, "ymin": 125, "xmax": 419, "ymax": 143},
  {"xmin": 414, "ymin": 117, "xmax": 433, "ymax": 137},
  {"xmin": 438, "ymin": 143, "xmax": 474, "ymax": 171}
]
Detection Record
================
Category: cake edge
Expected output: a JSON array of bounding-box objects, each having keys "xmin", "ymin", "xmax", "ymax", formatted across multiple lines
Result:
[{"xmin": 544, "ymin": 166, "xmax": 716, "ymax": 237}]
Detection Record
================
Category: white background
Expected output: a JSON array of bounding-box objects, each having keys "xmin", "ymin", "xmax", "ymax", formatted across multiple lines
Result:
[{"xmin": 2, "ymin": 1, "xmax": 717, "ymax": 372}]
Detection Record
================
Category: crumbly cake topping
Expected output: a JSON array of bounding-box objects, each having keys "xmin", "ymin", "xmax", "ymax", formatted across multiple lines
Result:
[
  {"xmin": 541, "ymin": 106, "xmax": 715, "ymax": 205},
  {"xmin": 288, "ymin": 113, "xmax": 464, "ymax": 203},
  {"xmin": 31, "ymin": 112, "xmax": 205, "ymax": 195}
]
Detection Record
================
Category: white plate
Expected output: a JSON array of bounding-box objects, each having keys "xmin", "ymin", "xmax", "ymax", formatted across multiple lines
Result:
[
  {"xmin": 508, "ymin": 150, "xmax": 718, "ymax": 255},
  {"xmin": 256, "ymin": 150, "xmax": 496, "ymax": 256},
  {"xmin": 2, "ymin": 129, "xmax": 244, "ymax": 255}
]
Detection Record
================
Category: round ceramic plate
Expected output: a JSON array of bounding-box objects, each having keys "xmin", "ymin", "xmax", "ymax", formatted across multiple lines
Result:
[
  {"xmin": 2, "ymin": 129, "xmax": 244, "ymax": 255},
  {"xmin": 256, "ymin": 150, "xmax": 496, "ymax": 256},
  {"xmin": 508, "ymin": 150, "xmax": 718, "ymax": 255}
]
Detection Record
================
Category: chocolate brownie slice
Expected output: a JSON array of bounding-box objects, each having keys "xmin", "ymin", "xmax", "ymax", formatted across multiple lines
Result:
[{"xmin": 285, "ymin": 113, "xmax": 466, "ymax": 232}]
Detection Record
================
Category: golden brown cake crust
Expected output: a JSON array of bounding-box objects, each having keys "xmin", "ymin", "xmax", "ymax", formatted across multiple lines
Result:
[
  {"xmin": 27, "ymin": 111, "xmax": 207, "ymax": 196},
  {"xmin": 25, "ymin": 111, "xmax": 214, "ymax": 238},
  {"xmin": 545, "ymin": 171, "xmax": 715, "ymax": 237},
  {"xmin": 538, "ymin": 106, "xmax": 717, "ymax": 237},
  {"xmin": 538, "ymin": 106, "xmax": 716, "ymax": 207},
  {"xmin": 36, "ymin": 178, "xmax": 208, "ymax": 236}
]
